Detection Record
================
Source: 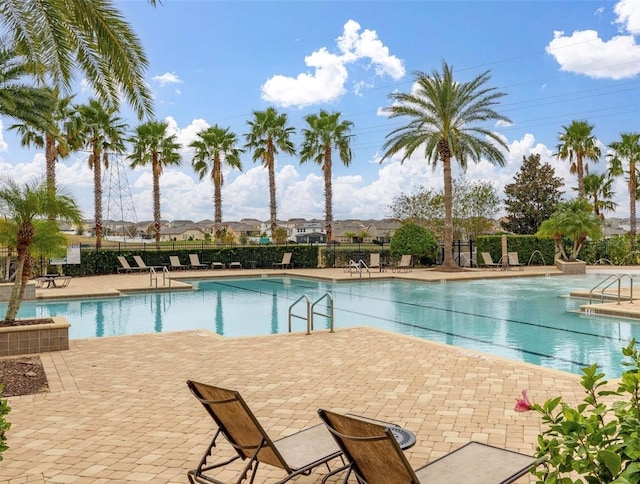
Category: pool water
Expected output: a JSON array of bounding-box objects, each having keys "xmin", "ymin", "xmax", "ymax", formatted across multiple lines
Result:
[{"xmin": 7, "ymin": 275, "xmax": 640, "ymax": 377}]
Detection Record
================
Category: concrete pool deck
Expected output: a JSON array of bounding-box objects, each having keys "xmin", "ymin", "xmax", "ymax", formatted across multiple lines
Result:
[{"xmin": 1, "ymin": 265, "xmax": 632, "ymax": 483}]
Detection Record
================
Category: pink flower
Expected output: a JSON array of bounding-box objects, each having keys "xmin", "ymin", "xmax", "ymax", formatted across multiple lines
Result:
[{"xmin": 514, "ymin": 389, "xmax": 532, "ymax": 412}]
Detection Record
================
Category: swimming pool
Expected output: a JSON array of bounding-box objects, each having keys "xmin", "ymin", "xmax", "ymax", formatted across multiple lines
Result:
[{"xmin": 7, "ymin": 274, "xmax": 640, "ymax": 377}]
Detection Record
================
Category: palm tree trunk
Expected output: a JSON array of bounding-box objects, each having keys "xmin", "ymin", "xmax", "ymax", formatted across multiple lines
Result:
[
  {"xmin": 3, "ymin": 223, "xmax": 34, "ymax": 323},
  {"xmin": 4, "ymin": 258, "xmax": 24, "ymax": 322},
  {"xmin": 577, "ymin": 155, "xmax": 585, "ymax": 198},
  {"xmin": 92, "ymin": 148, "xmax": 104, "ymax": 250},
  {"xmin": 45, "ymin": 134, "xmax": 57, "ymax": 196},
  {"xmin": 268, "ymin": 153, "xmax": 277, "ymax": 240},
  {"xmin": 213, "ymin": 157, "xmax": 222, "ymax": 240},
  {"xmin": 152, "ymin": 160, "xmax": 161, "ymax": 248},
  {"xmin": 442, "ymin": 156, "xmax": 456, "ymax": 269},
  {"xmin": 323, "ymin": 147, "xmax": 333, "ymax": 244},
  {"xmin": 630, "ymin": 162, "xmax": 637, "ymax": 242}
]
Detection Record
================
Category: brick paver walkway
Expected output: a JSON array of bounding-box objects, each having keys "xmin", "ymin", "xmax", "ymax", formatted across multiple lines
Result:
[
  {"xmin": 4, "ymin": 325, "xmax": 587, "ymax": 483},
  {"xmin": 4, "ymin": 266, "xmax": 620, "ymax": 483}
]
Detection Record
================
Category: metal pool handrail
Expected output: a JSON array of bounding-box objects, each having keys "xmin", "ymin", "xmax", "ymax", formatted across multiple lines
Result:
[
  {"xmin": 589, "ymin": 273, "xmax": 633, "ymax": 305},
  {"xmin": 288, "ymin": 293, "xmax": 334, "ymax": 334},
  {"xmin": 311, "ymin": 293, "xmax": 334, "ymax": 333}
]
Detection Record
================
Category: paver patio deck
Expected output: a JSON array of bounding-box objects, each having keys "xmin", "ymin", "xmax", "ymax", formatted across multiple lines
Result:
[{"xmin": 1, "ymin": 266, "xmax": 628, "ymax": 482}]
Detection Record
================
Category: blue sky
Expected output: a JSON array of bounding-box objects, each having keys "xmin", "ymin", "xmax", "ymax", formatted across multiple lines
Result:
[{"xmin": 1, "ymin": 0, "xmax": 639, "ymax": 224}]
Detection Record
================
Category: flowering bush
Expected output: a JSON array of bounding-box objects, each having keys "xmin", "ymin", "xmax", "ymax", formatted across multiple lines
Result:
[{"xmin": 515, "ymin": 339, "xmax": 640, "ymax": 484}]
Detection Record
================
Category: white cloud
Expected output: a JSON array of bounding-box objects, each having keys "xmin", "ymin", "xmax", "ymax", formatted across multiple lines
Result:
[
  {"xmin": 153, "ymin": 72, "xmax": 183, "ymax": 87},
  {"xmin": 336, "ymin": 19, "xmax": 405, "ymax": 79},
  {"xmin": 261, "ymin": 19, "xmax": 405, "ymax": 108},
  {"xmin": 546, "ymin": 1, "xmax": 640, "ymax": 79},
  {"xmin": 261, "ymin": 49, "xmax": 349, "ymax": 108},
  {"xmin": 614, "ymin": 0, "xmax": 640, "ymax": 34},
  {"xmin": 546, "ymin": 30, "xmax": 640, "ymax": 79}
]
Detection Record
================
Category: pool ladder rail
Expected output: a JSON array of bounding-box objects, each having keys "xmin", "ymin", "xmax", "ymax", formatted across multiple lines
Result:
[
  {"xmin": 288, "ymin": 292, "xmax": 334, "ymax": 335},
  {"xmin": 346, "ymin": 259, "xmax": 371, "ymax": 278},
  {"xmin": 149, "ymin": 266, "xmax": 171, "ymax": 289},
  {"xmin": 588, "ymin": 273, "xmax": 633, "ymax": 305}
]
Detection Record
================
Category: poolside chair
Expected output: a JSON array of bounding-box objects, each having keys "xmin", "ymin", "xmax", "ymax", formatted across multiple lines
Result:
[
  {"xmin": 273, "ymin": 252, "xmax": 293, "ymax": 269},
  {"xmin": 169, "ymin": 255, "xmax": 188, "ymax": 271},
  {"xmin": 186, "ymin": 380, "xmax": 342, "ymax": 484},
  {"xmin": 228, "ymin": 261, "xmax": 242, "ymax": 269},
  {"xmin": 188, "ymin": 254, "xmax": 209, "ymax": 270},
  {"xmin": 117, "ymin": 256, "xmax": 145, "ymax": 273},
  {"xmin": 369, "ymin": 253, "xmax": 383, "ymax": 272},
  {"xmin": 480, "ymin": 252, "xmax": 501, "ymax": 270},
  {"xmin": 318, "ymin": 409, "xmax": 537, "ymax": 484},
  {"xmin": 133, "ymin": 255, "xmax": 162, "ymax": 272},
  {"xmin": 391, "ymin": 254, "xmax": 412, "ymax": 273},
  {"xmin": 508, "ymin": 252, "xmax": 524, "ymax": 271}
]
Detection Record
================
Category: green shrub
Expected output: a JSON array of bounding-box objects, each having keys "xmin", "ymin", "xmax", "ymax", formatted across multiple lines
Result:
[
  {"xmin": 389, "ymin": 223, "xmax": 438, "ymax": 262},
  {"xmin": 515, "ymin": 339, "xmax": 640, "ymax": 483},
  {"xmin": 0, "ymin": 384, "xmax": 10, "ymax": 460}
]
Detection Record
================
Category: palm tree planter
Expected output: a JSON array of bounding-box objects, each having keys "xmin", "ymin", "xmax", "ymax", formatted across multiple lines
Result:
[
  {"xmin": 0, "ymin": 177, "xmax": 81, "ymax": 355},
  {"xmin": 536, "ymin": 198, "xmax": 602, "ymax": 275},
  {"xmin": 0, "ymin": 282, "xmax": 36, "ymax": 302},
  {"xmin": 0, "ymin": 316, "xmax": 70, "ymax": 357},
  {"xmin": 555, "ymin": 259, "xmax": 587, "ymax": 275}
]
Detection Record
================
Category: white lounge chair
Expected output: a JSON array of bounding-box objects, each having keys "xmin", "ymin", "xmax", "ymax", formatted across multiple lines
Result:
[
  {"xmin": 391, "ymin": 255, "xmax": 412, "ymax": 272},
  {"xmin": 188, "ymin": 254, "xmax": 209, "ymax": 270},
  {"xmin": 273, "ymin": 252, "xmax": 293, "ymax": 269},
  {"xmin": 508, "ymin": 252, "xmax": 524, "ymax": 270},
  {"xmin": 480, "ymin": 252, "xmax": 501, "ymax": 270},
  {"xmin": 169, "ymin": 255, "xmax": 188, "ymax": 270},
  {"xmin": 133, "ymin": 255, "xmax": 162, "ymax": 272},
  {"xmin": 117, "ymin": 256, "xmax": 145, "ymax": 273}
]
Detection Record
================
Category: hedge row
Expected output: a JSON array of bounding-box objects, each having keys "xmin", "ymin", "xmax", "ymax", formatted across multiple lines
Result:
[
  {"xmin": 476, "ymin": 234, "xmax": 640, "ymax": 266},
  {"xmin": 63, "ymin": 246, "xmax": 321, "ymax": 276}
]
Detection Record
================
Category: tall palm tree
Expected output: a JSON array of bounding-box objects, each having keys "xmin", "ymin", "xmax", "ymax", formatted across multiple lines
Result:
[
  {"xmin": 128, "ymin": 120, "xmax": 182, "ymax": 246},
  {"xmin": 381, "ymin": 61, "xmax": 510, "ymax": 270},
  {"xmin": 556, "ymin": 120, "xmax": 601, "ymax": 198},
  {"xmin": 0, "ymin": 177, "xmax": 82, "ymax": 324},
  {"xmin": 0, "ymin": 44, "xmax": 53, "ymax": 131},
  {"xmin": 581, "ymin": 172, "xmax": 616, "ymax": 221},
  {"xmin": 69, "ymin": 99, "xmax": 128, "ymax": 249},
  {"xmin": 1, "ymin": 0, "xmax": 156, "ymax": 119},
  {"xmin": 300, "ymin": 110, "xmax": 354, "ymax": 244},
  {"xmin": 190, "ymin": 126, "xmax": 243, "ymax": 239},
  {"xmin": 10, "ymin": 87, "xmax": 75, "ymax": 195},
  {"xmin": 608, "ymin": 132, "xmax": 640, "ymax": 238},
  {"xmin": 245, "ymin": 107, "xmax": 296, "ymax": 241}
]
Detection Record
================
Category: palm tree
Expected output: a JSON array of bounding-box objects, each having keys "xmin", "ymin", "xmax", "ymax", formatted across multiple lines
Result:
[
  {"xmin": 0, "ymin": 44, "xmax": 53, "ymax": 131},
  {"xmin": 0, "ymin": 177, "xmax": 82, "ymax": 324},
  {"xmin": 245, "ymin": 107, "xmax": 296, "ymax": 241},
  {"xmin": 381, "ymin": 62, "xmax": 510, "ymax": 270},
  {"xmin": 128, "ymin": 121, "xmax": 182, "ymax": 246},
  {"xmin": 190, "ymin": 126, "xmax": 243, "ymax": 239},
  {"xmin": 69, "ymin": 99, "xmax": 128, "ymax": 249},
  {"xmin": 555, "ymin": 120, "xmax": 601, "ymax": 198},
  {"xmin": 10, "ymin": 87, "xmax": 75, "ymax": 195},
  {"xmin": 581, "ymin": 173, "xmax": 616, "ymax": 221},
  {"xmin": 300, "ymin": 110, "xmax": 354, "ymax": 243},
  {"xmin": 536, "ymin": 198, "xmax": 602, "ymax": 261},
  {"xmin": 608, "ymin": 132, "xmax": 640, "ymax": 238},
  {"xmin": 1, "ymin": 0, "xmax": 156, "ymax": 119}
]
